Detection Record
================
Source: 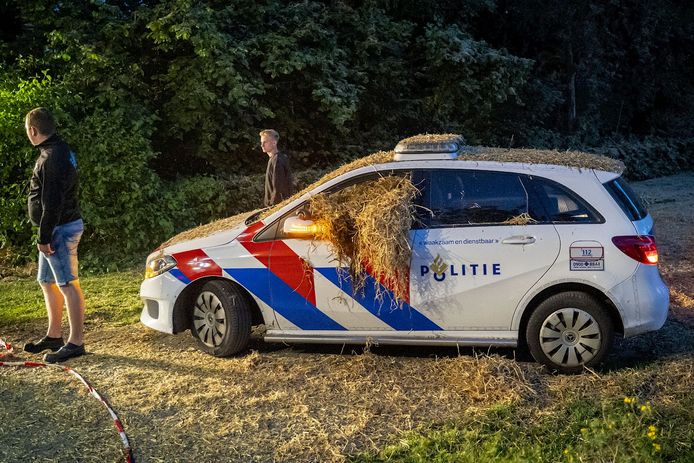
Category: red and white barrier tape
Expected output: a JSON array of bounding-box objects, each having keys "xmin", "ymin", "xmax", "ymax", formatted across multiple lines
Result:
[
  {"xmin": 0, "ymin": 339, "xmax": 134, "ymax": 463},
  {"xmin": 0, "ymin": 338, "xmax": 13, "ymax": 358}
]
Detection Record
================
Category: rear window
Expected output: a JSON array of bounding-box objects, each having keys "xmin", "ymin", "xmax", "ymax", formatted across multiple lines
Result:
[{"xmin": 604, "ymin": 177, "xmax": 648, "ymax": 221}]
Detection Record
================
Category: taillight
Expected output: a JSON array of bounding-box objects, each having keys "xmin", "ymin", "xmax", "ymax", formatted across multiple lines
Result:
[{"xmin": 611, "ymin": 235, "xmax": 658, "ymax": 265}]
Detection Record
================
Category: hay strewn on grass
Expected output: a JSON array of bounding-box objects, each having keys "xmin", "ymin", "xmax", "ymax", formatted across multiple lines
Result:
[
  {"xmin": 2, "ymin": 317, "xmax": 693, "ymax": 462},
  {"xmin": 310, "ymin": 176, "xmax": 419, "ymax": 301},
  {"xmin": 459, "ymin": 146, "xmax": 625, "ymax": 173}
]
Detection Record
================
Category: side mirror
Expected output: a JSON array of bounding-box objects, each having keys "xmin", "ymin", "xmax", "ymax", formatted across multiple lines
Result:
[{"xmin": 283, "ymin": 216, "xmax": 320, "ymax": 238}]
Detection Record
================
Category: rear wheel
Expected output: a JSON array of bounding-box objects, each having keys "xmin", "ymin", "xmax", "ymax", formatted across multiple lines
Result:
[
  {"xmin": 526, "ymin": 291, "xmax": 614, "ymax": 373},
  {"xmin": 191, "ymin": 280, "xmax": 251, "ymax": 357}
]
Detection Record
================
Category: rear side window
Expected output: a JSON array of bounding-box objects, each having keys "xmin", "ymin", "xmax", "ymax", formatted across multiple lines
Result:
[
  {"xmin": 420, "ymin": 170, "xmax": 535, "ymax": 227},
  {"xmin": 525, "ymin": 177, "xmax": 603, "ymax": 224},
  {"xmin": 603, "ymin": 177, "xmax": 648, "ymax": 221}
]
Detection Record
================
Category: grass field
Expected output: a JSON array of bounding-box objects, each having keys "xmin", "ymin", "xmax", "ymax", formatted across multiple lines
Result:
[{"xmin": 1, "ymin": 173, "xmax": 693, "ymax": 462}]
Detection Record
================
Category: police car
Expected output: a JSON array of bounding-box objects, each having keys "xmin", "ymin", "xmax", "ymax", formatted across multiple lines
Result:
[{"xmin": 140, "ymin": 136, "xmax": 669, "ymax": 373}]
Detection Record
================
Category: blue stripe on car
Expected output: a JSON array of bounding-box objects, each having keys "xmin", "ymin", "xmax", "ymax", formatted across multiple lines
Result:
[
  {"xmin": 316, "ymin": 268, "xmax": 443, "ymax": 331},
  {"xmin": 170, "ymin": 268, "xmax": 191, "ymax": 284},
  {"xmin": 224, "ymin": 268, "xmax": 346, "ymax": 331}
]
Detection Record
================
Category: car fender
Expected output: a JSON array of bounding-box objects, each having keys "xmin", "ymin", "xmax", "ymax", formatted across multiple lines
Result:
[{"xmin": 511, "ymin": 277, "xmax": 628, "ymax": 333}]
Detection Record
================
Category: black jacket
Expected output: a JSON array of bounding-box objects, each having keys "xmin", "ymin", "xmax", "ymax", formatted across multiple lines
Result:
[
  {"xmin": 27, "ymin": 134, "xmax": 82, "ymax": 245},
  {"xmin": 264, "ymin": 151, "xmax": 293, "ymax": 206}
]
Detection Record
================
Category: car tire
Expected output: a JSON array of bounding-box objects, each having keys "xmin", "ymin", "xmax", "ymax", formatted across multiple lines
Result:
[
  {"xmin": 526, "ymin": 291, "xmax": 613, "ymax": 374},
  {"xmin": 191, "ymin": 280, "xmax": 251, "ymax": 357}
]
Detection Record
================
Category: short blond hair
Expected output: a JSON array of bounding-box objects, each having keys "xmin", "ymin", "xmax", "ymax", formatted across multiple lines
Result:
[
  {"xmin": 259, "ymin": 129, "xmax": 279, "ymax": 141},
  {"xmin": 26, "ymin": 107, "xmax": 56, "ymax": 136}
]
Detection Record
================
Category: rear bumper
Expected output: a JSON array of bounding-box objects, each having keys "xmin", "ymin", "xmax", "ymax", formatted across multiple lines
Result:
[{"xmin": 609, "ymin": 264, "xmax": 669, "ymax": 337}]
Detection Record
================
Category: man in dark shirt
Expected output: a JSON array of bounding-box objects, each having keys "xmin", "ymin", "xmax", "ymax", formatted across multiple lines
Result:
[
  {"xmin": 260, "ymin": 129, "xmax": 293, "ymax": 206},
  {"xmin": 23, "ymin": 107, "xmax": 86, "ymax": 363}
]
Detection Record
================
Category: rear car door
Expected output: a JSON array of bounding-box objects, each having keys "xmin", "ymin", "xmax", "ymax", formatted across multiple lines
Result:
[{"xmin": 410, "ymin": 169, "xmax": 561, "ymax": 330}]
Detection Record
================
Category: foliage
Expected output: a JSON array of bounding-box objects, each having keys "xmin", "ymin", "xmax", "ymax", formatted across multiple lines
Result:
[
  {"xmin": 0, "ymin": 73, "xmax": 55, "ymax": 252},
  {"xmin": 588, "ymin": 136, "xmax": 694, "ymax": 181},
  {"xmin": 221, "ymin": 173, "xmax": 265, "ymax": 215},
  {"xmin": 164, "ymin": 176, "xmax": 229, "ymax": 230},
  {"xmin": 0, "ymin": 0, "xmax": 692, "ymax": 263}
]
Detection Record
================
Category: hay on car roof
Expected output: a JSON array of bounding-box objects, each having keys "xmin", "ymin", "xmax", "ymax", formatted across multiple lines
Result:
[
  {"xmin": 160, "ymin": 209, "xmax": 260, "ymax": 248},
  {"xmin": 397, "ymin": 133, "xmax": 465, "ymax": 145},
  {"xmin": 159, "ymin": 135, "xmax": 623, "ymax": 249},
  {"xmin": 459, "ymin": 146, "xmax": 625, "ymax": 173}
]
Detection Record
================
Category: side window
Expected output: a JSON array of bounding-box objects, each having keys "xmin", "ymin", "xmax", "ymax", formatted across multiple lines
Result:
[
  {"xmin": 422, "ymin": 170, "xmax": 532, "ymax": 227},
  {"xmin": 528, "ymin": 177, "xmax": 602, "ymax": 223}
]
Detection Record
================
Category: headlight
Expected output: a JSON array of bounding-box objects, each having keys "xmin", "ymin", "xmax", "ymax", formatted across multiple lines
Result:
[{"xmin": 144, "ymin": 253, "xmax": 177, "ymax": 279}]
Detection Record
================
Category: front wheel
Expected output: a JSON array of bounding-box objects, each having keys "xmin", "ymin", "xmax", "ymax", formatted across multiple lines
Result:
[
  {"xmin": 526, "ymin": 291, "xmax": 614, "ymax": 373},
  {"xmin": 191, "ymin": 280, "xmax": 251, "ymax": 357}
]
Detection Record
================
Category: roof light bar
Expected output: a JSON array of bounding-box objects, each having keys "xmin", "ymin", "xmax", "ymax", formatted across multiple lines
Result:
[
  {"xmin": 394, "ymin": 135, "xmax": 465, "ymax": 161},
  {"xmin": 395, "ymin": 141, "xmax": 461, "ymax": 154}
]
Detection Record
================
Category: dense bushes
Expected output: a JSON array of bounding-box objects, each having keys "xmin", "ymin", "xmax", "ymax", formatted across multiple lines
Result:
[
  {"xmin": 587, "ymin": 137, "xmax": 694, "ymax": 181},
  {"xmin": 1, "ymin": 1, "xmax": 692, "ymax": 266},
  {"xmin": 0, "ymin": 74, "xmax": 56, "ymax": 255}
]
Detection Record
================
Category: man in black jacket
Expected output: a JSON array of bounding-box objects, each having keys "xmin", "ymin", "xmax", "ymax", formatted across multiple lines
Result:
[
  {"xmin": 23, "ymin": 107, "xmax": 86, "ymax": 363},
  {"xmin": 260, "ymin": 129, "xmax": 293, "ymax": 206}
]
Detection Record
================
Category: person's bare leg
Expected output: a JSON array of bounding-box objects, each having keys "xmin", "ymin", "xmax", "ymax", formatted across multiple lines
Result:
[
  {"xmin": 59, "ymin": 280, "xmax": 85, "ymax": 345},
  {"xmin": 40, "ymin": 282, "xmax": 64, "ymax": 338}
]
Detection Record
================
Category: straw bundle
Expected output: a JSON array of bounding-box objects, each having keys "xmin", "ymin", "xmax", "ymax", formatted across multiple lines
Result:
[
  {"xmin": 503, "ymin": 212, "xmax": 538, "ymax": 225},
  {"xmin": 310, "ymin": 175, "xmax": 419, "ymax": 302},
  {"xmin": 261, "ymin": 150, "xmax": 395, "ymax": 221}
]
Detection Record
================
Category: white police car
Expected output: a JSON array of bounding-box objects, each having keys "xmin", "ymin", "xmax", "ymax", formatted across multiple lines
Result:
[{"xmin": 140, "ymin": 136, "xmax": 669, "ymax": 373}]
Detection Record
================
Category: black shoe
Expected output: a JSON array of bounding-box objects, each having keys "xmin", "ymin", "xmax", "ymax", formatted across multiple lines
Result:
[
  {"xmin": 43, "ymin": 343, "xmax": 85, "ymax": 363},
  {"xmin": 24, "ymin": 336, "xmax": 64, "ymax": 353}
]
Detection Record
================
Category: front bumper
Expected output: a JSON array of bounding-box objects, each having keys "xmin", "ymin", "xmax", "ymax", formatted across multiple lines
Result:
[
  {"xmin": 139, "ymin": 271, "xmax": 188, "ymax": 334},
  {"xmin": 609, "ymin": 264, "xmax": 669, "ymax": 337}
]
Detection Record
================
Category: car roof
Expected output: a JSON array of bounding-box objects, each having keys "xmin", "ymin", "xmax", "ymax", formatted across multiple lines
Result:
[{"xmin": 259, "ymin": 140, "xmax": 624, "ymax": 223}]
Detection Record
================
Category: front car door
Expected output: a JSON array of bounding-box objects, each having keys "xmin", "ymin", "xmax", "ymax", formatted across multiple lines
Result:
[{"xmin": 265, "ymin": 169, "xmax": 442, "ymax": 335}]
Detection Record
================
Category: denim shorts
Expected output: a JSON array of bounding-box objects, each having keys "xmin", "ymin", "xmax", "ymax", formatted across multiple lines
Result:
[{"xmin": 37, "ymin": 219, "xmax": 84, "ymax": 286}]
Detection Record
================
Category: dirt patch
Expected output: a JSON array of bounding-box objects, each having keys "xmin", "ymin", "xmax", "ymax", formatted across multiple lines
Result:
[{"xmin": 631, "ymin": 173, "xmax": 694, "ymax": 328}]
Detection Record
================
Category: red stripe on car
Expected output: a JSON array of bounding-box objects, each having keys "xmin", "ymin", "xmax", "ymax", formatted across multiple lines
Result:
[
  {"xmin": 237, "ymin": 221, "xmax": 317, "ymax": 306},
  {"xmin": 173, "ymin": 248, "xmax": 223, "ymax": 281}
]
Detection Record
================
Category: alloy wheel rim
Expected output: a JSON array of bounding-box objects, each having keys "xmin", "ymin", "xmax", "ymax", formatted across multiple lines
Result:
[
  {"xmin": 539, "ymin": 308, "xmax": 602, "ymax": 367},
  {"xmin": 193, "ymin": 291, "xmax": 227, "ymax": 348}
]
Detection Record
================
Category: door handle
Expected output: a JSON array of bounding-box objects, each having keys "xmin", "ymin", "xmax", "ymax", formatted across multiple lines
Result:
[{"xmin": 502, "ymin": 235, "xmax": 536, "ymax": 245}]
